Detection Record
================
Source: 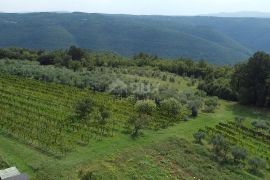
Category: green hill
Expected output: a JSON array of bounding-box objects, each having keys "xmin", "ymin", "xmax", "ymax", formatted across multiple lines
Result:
[{"xmin": 1, "ymin": 12, "xmax": 270, "ymax": 63}]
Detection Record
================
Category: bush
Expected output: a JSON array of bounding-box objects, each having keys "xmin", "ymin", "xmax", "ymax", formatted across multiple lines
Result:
[
  {"xmin": 209, "ymin": 134, "xmax": 230, "ymax": 160},
  {"xmin": 74, "ymin": 98, "xmax": 95, "ymax": 120},
  {"xmin": 234, "ymin": 116, "xmax": 245, "ymax": 127},
  {"xmin": 251, "ymin": 120, "xmax": 268, "ymax": 130},
  {"xmin": 248, "ymin": 157, "xmax": 266, "ymax": 174},
  {"xmin": 231, "ymin": 146, "xmax": 247, "ymax": 163},
  {"xmin": 160, "ymin": 98, "xmax": 181, "ymax": 118},
  {"xmin": 126, "ymin": 114, "xmax": 149, "ymax": 137},
  {"xmin": 135, "ymin": 100, "xmax": 156, "ymax": 115},
  {"xmin": 191, "ymin": 106, "xmax": 198, "ymax": 117},
  {"xmin": 203, "ymin": 105, "xmax": 216, "ymax": 113},
  {"xmin": 193, "ymin": 130, "xmax": 205, "ymax": 144}
]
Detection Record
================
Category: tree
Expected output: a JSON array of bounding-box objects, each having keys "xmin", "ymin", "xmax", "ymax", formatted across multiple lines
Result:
[
  {"xmin": 209, "ymin": 134, "xmax": 230, "ymax": 161},
  {"xmin": 134, "ymin": 100, "xmax": 156, "ymax": 115},
  {"xmin": 68, "ymin": 61, "xmax": 82, "ymax": 72},
  {"xmin": 232, "ymin": 52, "xmax": 270, "ymax": 107},
  {"xmin": 231, "ymin": 146, "xmax": 247, "ymax": 163},
  {"xmin": 191, "ymin": 105, "xmax": 198, "ymax": 117},
  {"xmin": 68, "ymin": 46, "xmax": 86, "ymax": 61},
  {"xmin": 95, "ymin": 105, "xmax": 110, "ymax": 135},
  {"xmin": 248, "ymin": 157, "xmax": 266, "ymax": 174},
  {"xmin": 193, "ymin": 130, "xmax": 205, "ymax": 144},
  {"xmin": 37, "ymin": 54, "xmax": 55, "ymax": 65},
  {"xmin": 74, "ymin": 98, "xmax": 95, "ymax": 121},
  {"xmin": 126, "ymin": 114, "xmax": 148, "ymax": 137},
  {"xmin": 160, "ymin": 98, "xmax": 181, "ymax": 118}
]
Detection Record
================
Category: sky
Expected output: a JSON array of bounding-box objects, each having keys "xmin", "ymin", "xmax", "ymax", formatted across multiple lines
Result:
[{"xmin": 1, "ymin": 0, "xmax": 270, "ymax": 15}]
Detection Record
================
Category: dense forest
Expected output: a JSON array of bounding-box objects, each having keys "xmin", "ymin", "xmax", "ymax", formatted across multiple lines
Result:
[{"xmin": 4, "ymin": 12, "xmax": 270, "ymax": 63}]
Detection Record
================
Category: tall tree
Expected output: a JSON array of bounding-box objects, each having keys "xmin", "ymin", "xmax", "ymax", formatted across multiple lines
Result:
[{"xmin": 232, "ymin": 52, "xmax": 270, "ymax": 107}]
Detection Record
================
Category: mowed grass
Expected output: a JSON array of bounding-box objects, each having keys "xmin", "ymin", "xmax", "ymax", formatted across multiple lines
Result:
[{"xmin": 0, "ymin": 97, "xmax": 269, "ymax": 179}]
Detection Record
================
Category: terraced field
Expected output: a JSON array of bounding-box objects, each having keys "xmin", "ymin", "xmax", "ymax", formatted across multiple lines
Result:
[
  {"xmin": 0, "ymin": 74, "xmax": 134, "ymax": 157},
  {"xmin": 204, "ymin": 121, "xmax": 270, "ymax": 164}
]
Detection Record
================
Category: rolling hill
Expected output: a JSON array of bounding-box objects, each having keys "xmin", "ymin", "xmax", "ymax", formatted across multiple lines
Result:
[{"xmin": 1, "ymin": 12, "xmax": 270, "ymax": 64}]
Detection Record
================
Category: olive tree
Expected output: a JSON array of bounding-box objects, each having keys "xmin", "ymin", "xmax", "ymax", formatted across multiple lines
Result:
[
  {"xmin": 209, "ymin": 134, "xmax": 230, "ymax": 161},
  {"xmin": 231, "ymin": 146, "xmax": 248, "ymax": 163},
  {"xmin": 193, "ymin": 130, "xmax": 205, "ymax": 144},
  {"xmin": 160, "ymin": 98, "xmax": 181, "ymax": 118},
  {"xmin": 135, "ymin": 100, "xmax": 156, "ymax": 115}
]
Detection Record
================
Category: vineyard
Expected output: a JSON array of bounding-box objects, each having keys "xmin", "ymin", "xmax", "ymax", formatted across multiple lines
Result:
[
  {"xmin": 204, "ymin": 121, "xmax": 270, "ymax": 164},
  {"xmin": 0, "ymin": 73, "xmax": 134, "ymax": 158}
]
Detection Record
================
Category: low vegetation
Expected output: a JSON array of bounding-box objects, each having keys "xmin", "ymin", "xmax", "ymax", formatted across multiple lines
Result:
[{"xmin": 0, "ymin": 47, "xmax": 269, "ymax": 179}]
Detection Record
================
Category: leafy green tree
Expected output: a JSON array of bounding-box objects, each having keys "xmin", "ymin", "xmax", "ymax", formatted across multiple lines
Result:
[
  {"xmin": 126, "ymin": 114, "xmax": 149, "ymax": 137},
  {"xmin": 191, "ymin": 105, "xmax": 198, "ymax": 117},
  {"xmin": 68, "ymin": 46, "xmax": 86, "ymax": 61},
  {"xmin": 134, "ymin": 100, "xmax": 156, "ymax": 115},
  {"xmin": 160, "ymin": 98, "xmax": 181, "ymax": 118},
  {"xmin": 193, "ymin": 130, "xmax": 205, "ymax": 144},
  {"xmin": 232, "ymin": 52, "xmax": 270, "ymax": 107},
  {"xmin": 75, "ymin": 98, "xmax": 95, "ymax": 121}
]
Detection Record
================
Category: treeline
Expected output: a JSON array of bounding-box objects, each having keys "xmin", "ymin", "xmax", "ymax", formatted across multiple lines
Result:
[{"xmin": 0, "ymin": 47, "xmax": 269, "ymax": 107}]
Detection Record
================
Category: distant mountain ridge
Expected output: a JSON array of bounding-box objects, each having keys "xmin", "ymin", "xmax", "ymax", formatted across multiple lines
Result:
[
  {"xmin": 1, "ymin": 12, "xmax": 270, "ymax": 64},
  {"xmin": 201, "ymin": 11, "xmax": 270, "ymax": 18}
]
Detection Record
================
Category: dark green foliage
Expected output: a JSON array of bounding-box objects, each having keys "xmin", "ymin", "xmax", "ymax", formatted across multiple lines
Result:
[
  {"xmin": 193, "ymin": 130, "xmax": 205, "ymax": 144},
  {"xmin": 234, "ymin": 116, "xmax": 245, "ymax": 127},
  {"xmin": 0, "ymin": 13, "xmax": 262, "ymax": 63},
  {"xmin": 191, "ymin": 106, "xmax": 198, "ymax": 117},
  {"xmin": 232, "ymin": 52, "xmax": 270, "ymax": 107},
  {"xmin": 75, "ymin": 98, "xmax": 95, "ymax": 120},
  {"xmin": 37, "ymin": 54, "xmax": 55, "ymax": 65},
  {"xmin": 209, "ymin": 134, "xmax": 230, "ymax": 160},
  {"xmin": 251, "ymin": 120, "xmax": 268, "ymax": 130},
  {"xmin": 0, "ymin": 156, "xmax": 9, "ymax": 169},
  {"xmin": 68, "ymin": 46, "xmax": 86, "ymax": 61},
  {"xmin": 231, "ymin": 146, "xmax": 248, "ymax": 163},
  {"xmin": 248, "ymin": 157, "xmax": 267, "ymax": 174}
]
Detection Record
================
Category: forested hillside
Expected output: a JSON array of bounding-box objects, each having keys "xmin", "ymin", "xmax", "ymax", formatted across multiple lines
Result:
[{"xmin": 2, "ymin": 12, "xmax": 270, "ymax": 64}]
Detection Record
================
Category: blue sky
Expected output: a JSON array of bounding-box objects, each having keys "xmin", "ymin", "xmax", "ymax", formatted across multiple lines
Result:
[{"xmin": 1, "ymin": 0, "xmax": 270, "ymax": 15}]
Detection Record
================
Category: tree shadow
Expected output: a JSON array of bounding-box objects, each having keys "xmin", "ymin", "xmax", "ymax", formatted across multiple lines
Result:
[{"xmin": 225, "ymin": 103, "xmax": 270, "ymax": 120}]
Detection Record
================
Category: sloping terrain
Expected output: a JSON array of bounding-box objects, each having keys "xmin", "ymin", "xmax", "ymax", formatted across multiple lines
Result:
[{"xmin": 2, "ymin": 13, "xmax": 270, "ymax": 63}]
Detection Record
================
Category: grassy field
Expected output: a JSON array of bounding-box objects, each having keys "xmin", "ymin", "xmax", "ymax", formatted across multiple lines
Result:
[
  {"xmin": 0, "ymin": 98, "xmax": 269, "ymax": 179},
  {"xmin": 0, "ymin": 70, "xmax": 269, "ymax": 179}
]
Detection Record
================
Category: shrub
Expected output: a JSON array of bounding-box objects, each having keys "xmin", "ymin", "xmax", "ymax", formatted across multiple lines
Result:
[
  {"xmin": 74, "ymin": 98, "xmax": 95, "ymax": 120},
  {"xmin": 203, "ymin": 105, "xmax": 216, "ymax": 113},
  {"xmin": 234, "ymin": 116, "xmax": 245, "ymax": 127},
  {"xmin": 160, "ymin": 98, "xmax": 181, "ymax": 118},
  {"xmin": 248, "ymin": 157, "xmax": 266, "ymax": 174},
  {"xmin": 209, "ymin": 134, "xmax": 230, "ymax": 160},
  {"xmin": 126, "ymin": 114, "xmax": 149, "ymax": 137},
  {"xmin": 135, "ymin": 100, "xmax": 156, "ymax": 115},
  {"xmin": 191, "ymin": 106, "xmax": 198, "ymax": 117},
  {"xmin": 193, "ymin": 130, "xmax": 205, "ymax": 144},
  {"xmin": 231, "ymin": 146, "xmax": 248, "ymax": 163},
  {"xmin": 251, "ymin": 120, "xmax": 268, "ymax": 130}
]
